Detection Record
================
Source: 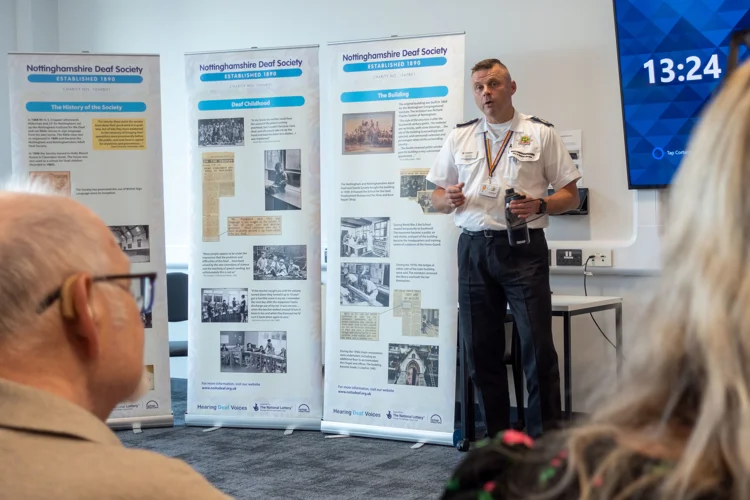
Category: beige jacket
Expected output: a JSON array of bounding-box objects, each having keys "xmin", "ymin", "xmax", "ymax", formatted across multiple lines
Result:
[{"xmin": 0, "ymin": 378, "xmax": 232, "ymax": 499}]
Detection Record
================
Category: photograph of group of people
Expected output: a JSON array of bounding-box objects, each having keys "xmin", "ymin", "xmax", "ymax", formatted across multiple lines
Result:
[
  {"xmin": 387, "ymin": 344, "xmax": 439, "ymax": 387},
  {"xmin": 339, "ymin": 262, "xmax": 390, "ymax": 307},
  {"xmin": 342, "ymin": 112, "xmax": 394, "ymax": 155},
  {"xmin": 400, "ymin": 173, "xmax": 436, "ymax": 200},
  {"xmin": 264, "ymin": 149, "xmax": 302, "ymax": 211},
  {"xmin": 201, "ymin": 288, "xmax": 248, "ymax": 323},
  {"xmin": 339, "ymin": 217, "xmax": 390, "ymax": 258},
  {"xmin": 198, "ymin": 118, "xmax": 244, "ymax": 147},
  {"xmin": 253, "ymin": 245, "xmax": 307, "ymax": 280},
  {"xmin": 109, "ymin": 225, "xmax": 150, "ymax": 264},
  {"xmin": 219, "ymin": 331, "xmax": 287, "ymax": 374}
]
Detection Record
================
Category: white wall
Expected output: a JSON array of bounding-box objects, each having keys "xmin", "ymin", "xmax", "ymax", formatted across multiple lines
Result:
[
  {"xmin": 56, "ymin": 0, "xmax": 651, "ymax": 263},
  {"xmin": 41, "ymin": 0, "xmax": 664, "ymax": 409},
  {"xmin": 1, "ymin": 0, "xmax": 59, "ymax": 181}
]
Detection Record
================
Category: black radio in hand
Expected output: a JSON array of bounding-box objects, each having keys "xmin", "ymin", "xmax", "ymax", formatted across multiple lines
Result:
[{"xmin": 504, "ymin": 188, "xmax": 530, "ymax": 246}]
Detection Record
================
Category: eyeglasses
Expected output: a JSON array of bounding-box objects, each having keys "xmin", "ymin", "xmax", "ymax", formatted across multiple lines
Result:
[{"xmin": 36, "ymin": 272, "xmax": 157, "ymax": 315}]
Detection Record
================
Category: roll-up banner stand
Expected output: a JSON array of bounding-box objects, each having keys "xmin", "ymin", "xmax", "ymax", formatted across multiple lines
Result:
[
  {"xmin": 322, "ymin": 33, "xmax": 465, "ymax": 445},
  {"xmin": 8, "ymin": 52, "xmax": 173, "ymax": 429},
  {"xmin": 185, "ymin": 45, "xmax": 322, "ymax": 430}
]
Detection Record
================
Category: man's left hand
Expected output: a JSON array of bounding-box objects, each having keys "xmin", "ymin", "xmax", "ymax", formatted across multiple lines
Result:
[{"xmin": 509, "ymin": 195, "xmax": 541, "ymax": 219}]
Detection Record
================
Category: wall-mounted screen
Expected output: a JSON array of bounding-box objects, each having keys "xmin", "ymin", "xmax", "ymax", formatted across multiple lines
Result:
[{"xmin": 613, "ymin": 1, "xmax": 750, "ymax": 189}]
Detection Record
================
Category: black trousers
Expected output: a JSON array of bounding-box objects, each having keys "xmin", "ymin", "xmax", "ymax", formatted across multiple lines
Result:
[{"xmin": 458, "ymin": 228, "xmax": 561, "ymax": 438}]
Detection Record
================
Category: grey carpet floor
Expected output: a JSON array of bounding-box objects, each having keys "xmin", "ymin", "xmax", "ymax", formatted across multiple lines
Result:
[{"xmin": 116, "ymin": 379, "xmax": 464, "ymax": 499}]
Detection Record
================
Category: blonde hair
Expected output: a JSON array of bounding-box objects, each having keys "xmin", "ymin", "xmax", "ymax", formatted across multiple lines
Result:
[{"xmin": 540, "ymin": 60, "xmax": 750, "ymax": 499}]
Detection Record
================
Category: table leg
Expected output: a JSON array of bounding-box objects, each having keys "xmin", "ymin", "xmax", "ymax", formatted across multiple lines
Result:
[
  {"xmin": 563, "ymin": 312, "xmax": 572, "ymax": 420},
  {"xmin": 615, "ymin": 304, "xmax": 623, "ymax": 379}
]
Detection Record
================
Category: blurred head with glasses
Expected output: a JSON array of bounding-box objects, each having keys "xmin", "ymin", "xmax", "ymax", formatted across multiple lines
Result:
[{"xmin": 0, "ymin": 177, "xmax": 156, "ymax": 422}]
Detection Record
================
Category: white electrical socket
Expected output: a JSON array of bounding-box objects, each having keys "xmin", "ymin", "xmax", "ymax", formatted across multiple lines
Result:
[{"xmin": 582, "ymin": 249, "xmax": 612, "ymax": 267}]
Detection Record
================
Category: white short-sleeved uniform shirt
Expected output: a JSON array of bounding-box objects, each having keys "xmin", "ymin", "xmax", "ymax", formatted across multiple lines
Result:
[{"xmin": 426, "ymin": 111, "xmax": 581, "ymax": 231}]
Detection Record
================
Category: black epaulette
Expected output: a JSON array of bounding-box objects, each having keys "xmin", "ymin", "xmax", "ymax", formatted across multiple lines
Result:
[
  {"xmin": 456, "ymin": 118, "xmax": 479, "ymax": 128},
  {"xmin": 530, "ymin": 116, "xmax": 554, "ymax": 127}
]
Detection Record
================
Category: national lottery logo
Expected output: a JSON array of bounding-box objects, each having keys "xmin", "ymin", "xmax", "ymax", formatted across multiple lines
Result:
[
  {"xmin": 389, "ymin": 410, "xmax": 427, "ymax": 422},
  {"xmin": 253, "ymin": 403, "xmax": 259, "ymax": 412}
]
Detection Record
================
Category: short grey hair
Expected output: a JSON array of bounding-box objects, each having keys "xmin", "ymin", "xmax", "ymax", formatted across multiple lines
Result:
[{"xmin": 0, "ymin": 175, "xmax": 112, "ymax": 336}]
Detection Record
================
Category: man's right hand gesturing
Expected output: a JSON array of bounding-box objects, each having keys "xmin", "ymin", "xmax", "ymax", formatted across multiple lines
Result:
[{"xmin": 446, "ymin": 182, "xmax": 466, "ymax": 209}]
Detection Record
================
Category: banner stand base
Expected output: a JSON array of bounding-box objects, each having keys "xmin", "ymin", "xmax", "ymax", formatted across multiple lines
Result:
[
  {"xmin": 321, "ymin": 421, "xmax": 454, "ymax": 447},
  {"xmin": 107, "ymin": 414, "xmax": 175, "ymax": 431},
  {"xmin": 185, "ymin": 414, "xmax": 321, "ymax": 431}
]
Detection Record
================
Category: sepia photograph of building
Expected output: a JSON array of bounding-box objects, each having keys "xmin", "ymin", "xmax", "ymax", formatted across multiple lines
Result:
[
  {"xmin": 340, "ymin": 217, "xmax": 390, "ymax": 258},
  {"xmin": 219, "ymin": 331, "xmax": 287, "ymax": 374},
  {"xmin": 387, "ymin": 344, "xmax": 439, "ymax": 387},
  {"xmin": 340, "ymin": 262, "xmax": 390, "ymax": 307},
  {"xmin": 29, "ymin": 171, "xmax": 71, "ymax": 196}
]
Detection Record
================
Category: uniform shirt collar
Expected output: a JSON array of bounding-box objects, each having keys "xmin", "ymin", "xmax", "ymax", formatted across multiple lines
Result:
[
  {"xmin": 474, "ymin": 110, "xmax": 524, "ymax": 135},
  {"xmin": 0, "ymin": 377, "xmax": 123, "ymax": 446}
]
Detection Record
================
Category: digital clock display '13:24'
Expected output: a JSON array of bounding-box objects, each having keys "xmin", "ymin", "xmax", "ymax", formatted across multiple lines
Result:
[{"xmin": 643, "ymin": 54, "xmax": 722, "ymax": 84}]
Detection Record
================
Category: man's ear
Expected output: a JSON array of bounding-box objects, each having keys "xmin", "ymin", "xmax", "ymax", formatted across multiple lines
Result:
[{"xmin": 60, "ymin": 273, "xmax": 100, "ymax": 359}]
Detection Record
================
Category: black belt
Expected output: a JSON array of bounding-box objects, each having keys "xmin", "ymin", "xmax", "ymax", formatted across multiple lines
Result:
[{"xmin": 461, "ymin": 228, "xmax": 542, "ymax": 238}]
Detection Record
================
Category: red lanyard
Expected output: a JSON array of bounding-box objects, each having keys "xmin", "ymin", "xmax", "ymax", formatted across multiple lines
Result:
[{"xmin": 484, "ymin": 130, "xmax": 513, "ymax": 178}]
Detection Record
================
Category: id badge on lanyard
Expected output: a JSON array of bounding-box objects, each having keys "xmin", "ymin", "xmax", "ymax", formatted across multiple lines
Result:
[{"xmin": 479, "ymin": 130, "xmax": 513, "ymax": 199}]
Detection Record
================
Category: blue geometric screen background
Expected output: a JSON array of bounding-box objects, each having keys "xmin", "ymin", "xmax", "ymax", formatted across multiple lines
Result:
[{"xmin": 614, "ymin": 0, "xmax": 750, "ymax": 188}]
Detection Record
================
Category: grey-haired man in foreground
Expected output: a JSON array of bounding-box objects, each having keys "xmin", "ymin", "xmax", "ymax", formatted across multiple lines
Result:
[{"xmin": 0, "ymin": 181, "xmax": 231, "ymax": 499}]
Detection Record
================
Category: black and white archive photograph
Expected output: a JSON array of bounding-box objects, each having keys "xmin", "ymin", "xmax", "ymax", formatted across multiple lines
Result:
[
  {"xmin": 421, "ymin": 309, "xmax": 439, "ymax": 337},
  {"xmin": 388, "ymin": 344, "xmax": 439, "ymax": 387},
  {"xmin": 198, "ymin": 118, "xmax": 245, "ymax": 147},
  {"xmin": 201, "ymin": 288, "xmax": 248, "ymax": 323},
  {"xmin": 253, "ymin": 245, "xmax": 307, "ymax": 280},
  {"xmin": 109, "ymin": 225, "xmax": 150, "ymax": 263},
  {"xmin": 340, "ymin": 217, "xmax": 390, "ymax": 258},
  {"xmin": 141, "ymin": 312, "xmax": 152, "ymax": 329},
  {"xmin": 400, "ymin": 172, "xmax": 436, "ymax": 199},
  {"xmin": 264, "ymin": 149, "xmax": 302, "ymax": 211},
  {"xmin": 220, "ymin": 331, "xmax": 287, "ymax": 374},
  {"xmin": 340, "ymin": 262, "xmax": 390, "ymax": 307},
  {"xmin": 417, "ymin": 190, "xmax": 439, "ymax": 214}
]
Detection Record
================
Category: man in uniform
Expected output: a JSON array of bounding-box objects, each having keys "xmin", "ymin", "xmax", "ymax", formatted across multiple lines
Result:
[{"xmin": 427, "ymin": 59, "xmax": 581, "ymax": 438}]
